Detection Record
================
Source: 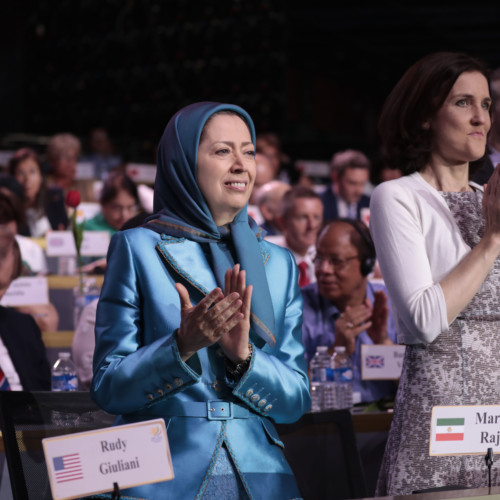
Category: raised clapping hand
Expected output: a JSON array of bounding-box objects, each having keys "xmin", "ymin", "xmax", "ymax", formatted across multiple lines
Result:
[
  {"xmin": 333, "ymin": 290, "xmax": 391, "ymax": 356},
  {"xmin": 483, "ymin": 164, "xmax": 500, "ymax": 238},
  {"xmin": 175, "ymin": 264, "xmax": 252, "ymax": 363}
]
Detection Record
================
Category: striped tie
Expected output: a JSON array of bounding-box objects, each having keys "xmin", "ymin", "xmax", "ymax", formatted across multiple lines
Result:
[{"xmin": 0, "ymin": 367, "xmax": 11, "ymax": 391}]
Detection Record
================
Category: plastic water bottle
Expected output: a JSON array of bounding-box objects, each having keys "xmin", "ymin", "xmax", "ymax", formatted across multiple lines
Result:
[
  {"xmin": 74, "ymin": 277, "xmax": 100, "ymax": 328},
  {"xmin": 309, "ymin": 346, "xmax": 335, "ymax": 412},
  {"xmin": 52, "ymin": 352, "xmax": 78, "ymax": 391},
  {"xmin": 84, "ymin": 277, "xmax": 100, "ymax": 305},
  {"xmin": 331, "ymin": 346, "xmax": 353, "ymax": 410}
]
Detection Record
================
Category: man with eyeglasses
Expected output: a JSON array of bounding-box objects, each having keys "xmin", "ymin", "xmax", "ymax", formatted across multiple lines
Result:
[{"xmin": 301, "ymin": 219, "xmax": 398, "ymax": 404}]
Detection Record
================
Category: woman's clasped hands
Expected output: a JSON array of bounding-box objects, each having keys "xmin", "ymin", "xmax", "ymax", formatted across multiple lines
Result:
[{"xmin": 175, "ymin": 264, "xmax": 253, "ymax": 363}]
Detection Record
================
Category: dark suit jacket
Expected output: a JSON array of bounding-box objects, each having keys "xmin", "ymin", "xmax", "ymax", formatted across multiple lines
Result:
[
  {"xmin": 320, "ymin": 185, "xmax": 371, "ymax": 222},
  {"xmin": 0, "ymin": 306, "xmax": 51, "ymax": 390}
]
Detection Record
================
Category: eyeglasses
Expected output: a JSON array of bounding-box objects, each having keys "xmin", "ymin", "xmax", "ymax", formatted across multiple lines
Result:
[{"xmin": 313, "ymin": 254, "xmax": 360, "ymax": 270}]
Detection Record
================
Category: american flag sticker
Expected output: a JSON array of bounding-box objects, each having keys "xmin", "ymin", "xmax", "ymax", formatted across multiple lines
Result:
[
  {"xmin": 365, "ymin": 355, "xmax": 384, "ymax": 368},
  {"xmin": 53, "ymin": 453, "xmax": 84, "ymax": 483}
]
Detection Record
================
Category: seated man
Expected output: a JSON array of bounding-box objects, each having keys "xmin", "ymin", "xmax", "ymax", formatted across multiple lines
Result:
[
  {"xmin": 321, "ymin": 149, "xmax": 371, "ymax": 223},
  {"xmin": 254, "ymin": 179, "xmax": 291, "ymax": 236},
  {"xmin": 0, "ymin": 226, "xmax": 51, "ymax": 390},
  {"xmin": 301, "ymin": 219, "xmax": 398, "ymax": 404},
  {"xmin": 266, "ymin": 185, "xmax": 323, "ymax": 286}
]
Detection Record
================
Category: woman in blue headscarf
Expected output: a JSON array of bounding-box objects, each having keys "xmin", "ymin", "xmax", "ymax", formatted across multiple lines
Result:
[{"xmin": 91, "ymin": 102, "xmax": 311, "ymax": 499}]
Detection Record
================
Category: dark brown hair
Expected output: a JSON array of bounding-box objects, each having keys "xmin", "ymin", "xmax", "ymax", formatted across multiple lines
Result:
[
  {"xmin": 100, "ymin": 170, "xmax": 139, "ymax": 206},
  {"xmin": 0, "ymin": 188, "xmax": 26, "ymax": 228},
  {"xmin": 8, "ymin": 148, "xmax": 46, "ymax": 209},
  {"xmin": 378, "ymin": 51, "xmax": 491, "ymax": 175},
  {"xmin": 0, "ymin": 226, "xmax": 22, "ymax": 281}
]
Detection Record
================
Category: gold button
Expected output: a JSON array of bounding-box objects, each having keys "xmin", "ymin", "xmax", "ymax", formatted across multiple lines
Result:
[
  {"xmin": 164, "ymin": 383, "xmax": 173, "ymax": 390},
  {"xmin": 146, "ymin": 394, "xmax": 155, "ymax": 401},
  {"xmin": 212, "ymin": 380, "xmax": 221, "ymax": 391},
  {"xmin": 258, "ymin": 399, "xmax": 267, "ymax": 407},
  {"xmin": 264, "ymin": 404, "xmax": 273, "ymax": 412},
  {"xmin": 157, "ymin": 389, "xmax": 164, "ymax": 396},
  {"xmin": 174, "ymin": 378, "xmax": 183, "ymax": 387},
  {"xmin": 246, "ymin": 389, "xmax": 254, "ymax": 397},
  {"xmin": 251, "ymin": 394, "xmax": 260, "ymax": 402}
]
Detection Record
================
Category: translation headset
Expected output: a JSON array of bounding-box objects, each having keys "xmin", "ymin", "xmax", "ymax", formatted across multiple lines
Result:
[{"xmin": 335, "ymin": 218, "xmax": 376, "ymax": 277}]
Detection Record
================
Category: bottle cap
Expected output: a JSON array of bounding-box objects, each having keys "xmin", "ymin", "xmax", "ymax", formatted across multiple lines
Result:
[
  {"xmin": 334, "ymin": 346, "xmax": 346, "ymax": 353},
  {"xmin": 317, "ymin": 346, "xmax": 328, "ymax": 353},
  {"xmin": 58, "ymin": 352, "xmax": 71, "ymax": 359}
]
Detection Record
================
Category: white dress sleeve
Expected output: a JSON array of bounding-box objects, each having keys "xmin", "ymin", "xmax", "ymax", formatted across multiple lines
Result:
[{"xmin": 369, "ymin": 180, "xmax": 449, "ymax": 344}]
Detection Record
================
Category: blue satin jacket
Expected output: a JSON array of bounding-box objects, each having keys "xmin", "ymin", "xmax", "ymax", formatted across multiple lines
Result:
[{"xmin": 91, "ymin": 227, "xmax": 311, "ymax": 499}]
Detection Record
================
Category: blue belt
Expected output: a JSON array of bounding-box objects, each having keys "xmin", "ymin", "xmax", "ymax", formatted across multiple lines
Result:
[{"xmin": 160, "ymin": 400, "xmax": 253, "ymax": 420}]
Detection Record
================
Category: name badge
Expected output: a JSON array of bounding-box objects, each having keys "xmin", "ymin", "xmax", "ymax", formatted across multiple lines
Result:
[
  {"xmin": 361, "ymin": 344, "xmax": 406, "ymax": 380},
  {"xmin": 0, "ymin": 276, "xmax": 49, "ymax": 306},
  {"xmin": 43, "ymin": 418, "xmax": 173, "ymax": 500},
  {"xmin": 430, "ymin": 405, "xmax": 500, "ymax": 456}
]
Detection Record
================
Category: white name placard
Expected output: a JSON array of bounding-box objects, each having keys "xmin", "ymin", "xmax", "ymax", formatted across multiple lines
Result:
[
  {"xmin": 46, "ymin": 231, "xmax": 110, "ymax": 257},
  {"xmin": 43, "ymin": 418, "xmax": 173, "ymax": 500},
  {"xmin": 126, "ymin": 163, "xmax": 157, "ymax": 184},
  {"xmin": 80, "ymin": 231, "xmax": 110, "ymax": 257},
  {"xmin": 361, "ymin": 344, "xmax": 406, "ymax": 380},
  {"xmin": 0, "ymin": 277, "xmax": 49, "ymax": 306},
  {"xmin": 430, "ymin": 405, "xmax": 500, "ymax": 456},
  {"xmin": 46, "ymin": 231, "xmax": 76, "ymax": 257}
]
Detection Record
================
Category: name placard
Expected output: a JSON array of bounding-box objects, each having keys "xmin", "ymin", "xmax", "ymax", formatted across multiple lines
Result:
[
  {"xmin": 126, "ymin": 163, "xmax": 157, "ymax": 184},
  {"xmin": 361, "ymin": 344, "xmax": 406, "ymax": 380},
  {"xmin": 43, "ymin": 418, "xmax": 173, "ymax": 500},
  {"xmin": 430, "ymin": 405, "xmax": 500, "ymax": 456},
  {"xmin": 46, "ymin": 231, "xmax": 110, "ymax": 257},
  {"xmin": 80, "ymin": 231, "xmax": 110, "ymax": 257},
  {"xmin": 0, "ymin": 276, "xmax": 49, "ymax": 306}
]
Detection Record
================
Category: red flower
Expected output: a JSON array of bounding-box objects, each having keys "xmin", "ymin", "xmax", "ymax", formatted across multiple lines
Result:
[{"xmin": 65, "ymin": 189, "xmax": 81, "ymax": 208}]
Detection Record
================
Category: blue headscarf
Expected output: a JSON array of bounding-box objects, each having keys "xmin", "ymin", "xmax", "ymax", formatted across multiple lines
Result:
[{"xmin": 146, "ymin": 102, "xmax": 276, "ymax": 347}]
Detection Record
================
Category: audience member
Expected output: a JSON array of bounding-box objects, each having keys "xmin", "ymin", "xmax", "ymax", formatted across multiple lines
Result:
[
  {"xmin": 46, "ymin": 132, "xmax": 96, "ymax": 201},
  {"xmin": 8, "ymin": 147, "xmax": 68, "ymax": 236},
  {"xmin": 321, "ymin": 149, "xmax": 371, "ymax": 222},
  {"xmin": 85, "ymin": 170, "xmax": 139, "ymax": 237},
  {"xmin": 251, "ymin": 153, "xmax": 277, "ymax": 200},
  {"xmin": 472, "ymin": 67, "xmax": 500, "ymax": 184},
  {"xmin": 0, "ymin": 188, "xmax": 47, "ymax": 275},
  {"xmin": 256, "ymin": 131, "xmax": 296, "ymax": 183},
  {"xmin": 255, "ymin": 180, "xmax": 291, "ymax": 236},
  {"xmin": 0, "ymin": 226, "xmax": 51, "ymax": 390},
  {"xmin": 0, "ymin": 189, "xmax": 59, "ymax": 331},
  {"xmin": 81, "ymin": 126, "xmax": 123, "ymax": 180},
  {"xmin": 266, "ymin": 185, "xmax": 323, "ymax": 286},
  {"xmin": 301, "ymin": 219, "xmax": 397, "ymax": 404}
]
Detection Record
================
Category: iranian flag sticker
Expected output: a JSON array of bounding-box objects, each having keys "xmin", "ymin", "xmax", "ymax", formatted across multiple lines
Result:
[{"xmin": 435, "ymin": 417, "xmax": 465, "ymax": 441}]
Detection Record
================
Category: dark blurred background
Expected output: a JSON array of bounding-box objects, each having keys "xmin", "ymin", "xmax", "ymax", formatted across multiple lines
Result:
[{"xmin": 1, "ymin": 1, "xmax": 500, "ymax": 176}]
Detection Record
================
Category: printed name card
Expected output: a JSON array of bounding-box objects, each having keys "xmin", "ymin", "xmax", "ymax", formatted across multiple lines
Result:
[
  {"xmin": 43, "ymin": 418, "xmax": 173, "ymax": 500},
  {"xmin": 430, "ymin": 405, "xmax": 500, "ymax": 456},
  {"xmin": 0, "ymin": 276, "xmax": 49, "ymax": 306},
  {"xmin": 361, "ymin": 344, "xmax": 406, "ymax": 380},
  {"xmin": 46, "ymin": 231, "xmax": 110, "ymax": 257}
]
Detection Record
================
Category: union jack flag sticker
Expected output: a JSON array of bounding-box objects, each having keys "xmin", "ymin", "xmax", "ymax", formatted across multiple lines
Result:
[{"xmin": 365, "ymin": 355, "xmax": 384, "ymax": 368}]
